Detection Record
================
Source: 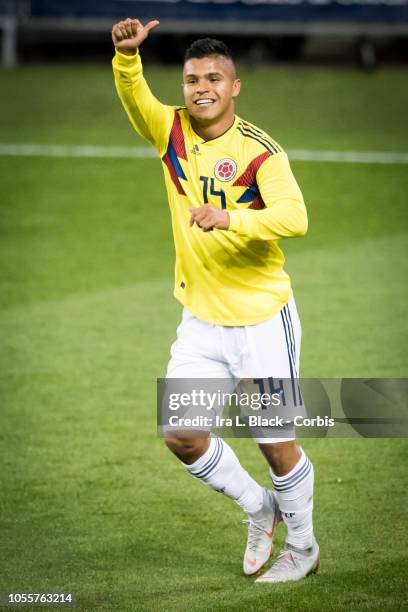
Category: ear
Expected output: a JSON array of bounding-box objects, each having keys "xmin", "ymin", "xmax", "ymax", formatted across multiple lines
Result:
[{"xmin": 232, "ymin": 78, "xmax": 241, "ymax": 99}]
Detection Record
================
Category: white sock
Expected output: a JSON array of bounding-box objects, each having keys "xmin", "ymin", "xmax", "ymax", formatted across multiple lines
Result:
[
  {"xmin": 184, "ymin": 437, "xmax": 264, "ymax": 516},
  {"xmin": 270, "ymin": 447, "xmax": 314, "ymax": 550}
]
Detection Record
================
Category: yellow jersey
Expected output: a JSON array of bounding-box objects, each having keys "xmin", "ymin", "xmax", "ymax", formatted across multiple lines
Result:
[{"xmin": 112, "ymin": 50, "xmax": 307, "ymax": 326}]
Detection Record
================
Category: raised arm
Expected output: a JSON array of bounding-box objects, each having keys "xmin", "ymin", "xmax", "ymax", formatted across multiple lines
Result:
[{"xmin": 112, "ymin": 18, "xmax": 174, "ymax": 156}]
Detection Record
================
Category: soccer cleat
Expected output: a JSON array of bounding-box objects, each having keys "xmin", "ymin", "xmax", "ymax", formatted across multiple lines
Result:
[
  {"xmin": 243, "ymin": 489, "xmax": 281, "ymax": 576},
  {"xmin": 255, "ymin": 537, "xmax": 320, "ymax": 584}
]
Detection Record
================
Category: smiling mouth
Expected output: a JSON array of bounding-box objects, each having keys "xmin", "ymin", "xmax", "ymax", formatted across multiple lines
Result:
[{"xmin": 194, "ymin": 99, "xmax": 216, "ymax": 106}]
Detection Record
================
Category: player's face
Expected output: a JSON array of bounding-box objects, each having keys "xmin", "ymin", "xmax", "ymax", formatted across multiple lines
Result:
[{"xmin": 182, "ymin": 56, "xmax": 241, "ymax": 126}]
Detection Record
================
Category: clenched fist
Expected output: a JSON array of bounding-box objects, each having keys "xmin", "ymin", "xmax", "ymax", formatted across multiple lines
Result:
[
  {"xmin": 189, "ymin": 204, "xmax": 230, "ymax": 232},
  {"xmin": 112, "ymin": 18, "xmax": 160, "ymax": 55}
]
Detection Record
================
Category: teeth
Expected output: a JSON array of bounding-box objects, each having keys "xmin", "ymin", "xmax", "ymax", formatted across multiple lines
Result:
[{"xmin": 196, "ymin": 99, "xmax": 214, "ymax": 105}]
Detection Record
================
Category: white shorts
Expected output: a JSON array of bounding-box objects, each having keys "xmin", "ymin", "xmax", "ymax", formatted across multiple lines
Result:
[{"xmin": 166, "ymin": 298, "xmax": 301, "ymax": 443}]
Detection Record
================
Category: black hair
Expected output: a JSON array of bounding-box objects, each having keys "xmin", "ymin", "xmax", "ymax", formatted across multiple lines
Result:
[{"xmin": 184, "ymin": 38, "xmax": 234, "ymax": 63}]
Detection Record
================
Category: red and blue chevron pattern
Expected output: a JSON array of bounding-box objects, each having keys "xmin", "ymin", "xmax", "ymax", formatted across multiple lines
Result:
[
  {"xmin": 162, "ymin": 112, "xmax": 187, "ymax": 195},
  {"xmin": 233, "ymin": 151, "xmax": 271, "ymax": 209}
]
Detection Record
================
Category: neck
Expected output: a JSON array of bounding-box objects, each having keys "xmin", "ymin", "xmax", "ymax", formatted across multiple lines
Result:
[{"xmin": 191, "ymin": 113, "xmax": 235, "ymax": 142}]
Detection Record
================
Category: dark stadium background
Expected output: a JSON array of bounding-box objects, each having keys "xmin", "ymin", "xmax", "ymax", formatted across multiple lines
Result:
[{"xmin": 2, "ymin": 0, "xmax": 408, "ymax": 67}]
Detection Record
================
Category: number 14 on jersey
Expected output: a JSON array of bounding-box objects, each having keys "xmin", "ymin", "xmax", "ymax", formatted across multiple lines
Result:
[{"xmin": 200, "ymin": 176, "xmax": 227, "ymax": 209}]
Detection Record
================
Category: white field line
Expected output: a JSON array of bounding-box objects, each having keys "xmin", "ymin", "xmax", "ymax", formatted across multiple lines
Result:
[
  {"xmin": 0, "ymin": 143, "xmax": 157, "ymax": 159},
  {"xmin": 288, "ymin": 149, "xmax": 408, "ymax": 164},
  {"xmin": 0, "ymin": 143, "xmax": 408, "ymax": 165}
]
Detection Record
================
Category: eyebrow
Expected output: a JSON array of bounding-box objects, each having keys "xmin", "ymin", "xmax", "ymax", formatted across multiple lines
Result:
[{"xmin": 184, "ymin": 72, "xmax": 224, "ymax": 79}]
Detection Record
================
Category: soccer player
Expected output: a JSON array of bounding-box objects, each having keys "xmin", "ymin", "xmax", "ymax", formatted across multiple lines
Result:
[{"xmin": 112, "ymin": 18, "xmax": 319, "ymax": 583}]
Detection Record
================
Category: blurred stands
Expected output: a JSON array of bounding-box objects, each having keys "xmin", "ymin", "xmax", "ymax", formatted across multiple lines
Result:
[
  {"xmin": 2, "ymin": 0, "xmax": 408, "ymax": 67},
  {"xmin": 0, "ymin": 0, "xmax": 17, "ymax": 67}
]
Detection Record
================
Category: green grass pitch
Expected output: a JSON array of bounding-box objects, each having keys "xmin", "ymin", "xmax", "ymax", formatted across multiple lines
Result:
[{"xmin": 0, "ymin": 62, "xmax": 407, "ymax": 611}]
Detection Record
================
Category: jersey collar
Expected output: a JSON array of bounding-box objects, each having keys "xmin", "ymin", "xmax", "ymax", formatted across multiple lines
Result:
[{"xmin": 192, "ymin": 115, "xmax": 239, "ymax": 146}]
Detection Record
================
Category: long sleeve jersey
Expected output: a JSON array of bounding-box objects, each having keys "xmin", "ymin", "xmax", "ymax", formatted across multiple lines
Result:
[{"xmin": 112, "ymin": 50, "xmax": 308, "ymax": 326}]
